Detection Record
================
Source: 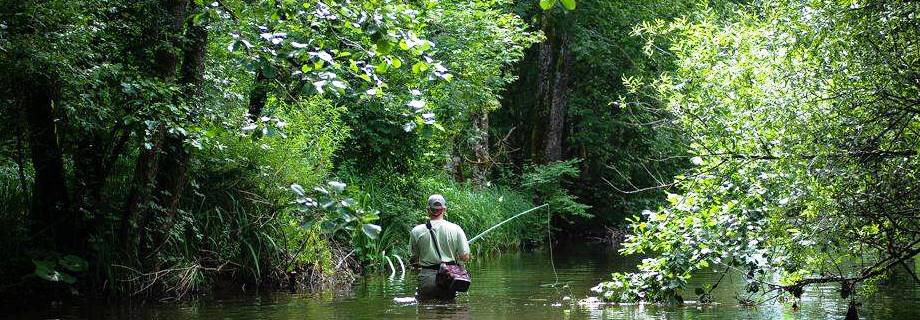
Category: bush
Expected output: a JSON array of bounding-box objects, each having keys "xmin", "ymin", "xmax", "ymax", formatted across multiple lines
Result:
[{"xmin": 111, "ymin": 96, "xmax": 353, "ymax": 298}]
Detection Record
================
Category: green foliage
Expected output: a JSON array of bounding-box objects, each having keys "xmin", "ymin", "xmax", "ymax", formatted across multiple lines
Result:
[
  {"xmin": 522, "ymin": 159, "xmax": 591, "ymax": 220},
  {"xmin": 420, "ymin": 176, "xmax": 544, "ymax": 253},
  {"xmin": 0, "ymin": 0, "xmax": 554, "ymax": 300},
  {"xmin": 599, "ymin": 0, "xmax": 920, "ymax": 305},
  {"xmin": 290, "ymin": 180, "xmax": 385, "ymax": 267},
  {"xmin": 31, "ymin": 254, "xmax": 87, "ymax": 285},
  {"xmin": 540, "ymin": 0, "xmax": 576, "ymax": 11}
]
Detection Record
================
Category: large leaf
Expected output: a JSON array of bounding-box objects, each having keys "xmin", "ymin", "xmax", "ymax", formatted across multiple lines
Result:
[
  {"xmin": 362, "ymin": 224, "xmax": 382, "ymax": 239},
  {"xmin": 33, "ymin": 259, "xmax": 58, "ymax": 281},
  {"xmin": 539, "ymin": 0, "xmax": 556, "ymax": 10},
  {"xmin": 320, "ymin": 220, "xmax": 338, "ymax": 233},
  {"xmin": 290, "ymin": 184, "xmax": 306, "ymax": 196},
  {"xmin": 560, "ymin": 0, "xmax": 575, "ymax": 10},
  {"xmin": 33, "ymin": 259, "xmax": 75, "ymax": 284},
  {"xmin": 59, "ymin": 255, "xmax": 88, "ymax": 272}
]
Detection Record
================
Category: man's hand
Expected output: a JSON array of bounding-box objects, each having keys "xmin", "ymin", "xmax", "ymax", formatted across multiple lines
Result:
[{"xmin": 458, "ymin": 253, "xmax": 471, "ymax": 262}]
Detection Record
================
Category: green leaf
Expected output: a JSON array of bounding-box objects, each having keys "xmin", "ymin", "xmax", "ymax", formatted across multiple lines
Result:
[
  {"xmin": 411, "ymin": 61, "xmax": 429, "ymax": 74},
  {"xmin": 376, "ymin": 39, "xmax": 392, "ymax": 54},
  {"xmin": 290, "ymin": 184, "xmax": 306, "ymax": 196},
  {"xmin": 362, "ymin": 224, "xmax": 382, "ymax": 239},
  {"xmin": 560, "ymin": 0, "xmax": 575, "ymax": 10},
  {"xmin": 60, "ymin": 272, "xmax": 77, "ymax": 284},
  {"xmin": 539, "ymin": 0, "xmax": 556, "ymax": 10},
  {"xmin": 697, "ymin": 259, "xmax": 709, "ymax": 268},
  {"xmin": 243, "ymin": 240, "xmax": 261, "ymax": 279},
  {"xmin": 375, "ymin": 62, "xmax": 389, "ymax": 73},
  {"xmin": 262, "ymin": 63, "xmax": 278, "ymax": 79},
  {"xmin": 59, "ymin": 255, "xmax": 88, "ymax": 272},
  {"xmin": 33, "ymin": 259, "xmax": 58, "ymax": 281},
  {"xmin": 320, "ymin": 220, "xmax": 337, "ymax": 233}
]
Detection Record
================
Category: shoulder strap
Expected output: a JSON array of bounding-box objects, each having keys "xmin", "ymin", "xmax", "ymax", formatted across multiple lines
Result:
[{"xmin": 425, "ymin": 221, "xmax": 443, "ymax": 261}]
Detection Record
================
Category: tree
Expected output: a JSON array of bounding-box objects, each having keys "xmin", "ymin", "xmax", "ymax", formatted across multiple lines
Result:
[{"xmin": 597, "ymin": 1, "xmax": 920, "ymax": 316}]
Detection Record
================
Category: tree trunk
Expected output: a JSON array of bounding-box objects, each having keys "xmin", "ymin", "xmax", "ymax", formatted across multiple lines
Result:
[
  {"xmin": 248, "ymin": 70, "xmax": 268, "ymax": 121},
  {"xmin": 73, "ymin": 133, "xmax": 106, "ymax": 229},
  {"xmin": 158, "ymin": 21, "xmax": 207, "ymax": 218},
  {"xmin": 544, "ymin": 38, "xmax": 571, "ymax": 163},
  {"xmin": 446, "ymin": 144, "xmax": 465, "ymax": 182},
  {"xmin": 124, "ymin": 127, "xmax": 164, "ymax": 248},
  {"xmin": 122, "ymin": 0, "xmax": 190, "ymax": 251},
  {"xmin": 147, "ymin": 21, "xmax": 208, "ymax": 254},
  {"xmin": 470, "ymin": 109, "xmax": 490, "ymax": 186},
  {"xmin": 22, "ymin": 75, "xmax": 79, "ymax": 252},
  {"xmin": 532, "ymin": 16, "xmax": 555, "ymax": 163}
]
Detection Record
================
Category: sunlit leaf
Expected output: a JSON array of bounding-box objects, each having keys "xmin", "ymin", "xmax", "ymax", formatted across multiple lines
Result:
[
  {"xmin": 362, "ymin": 224, "xmax": 382, "ymax": 239},
  {"xmin": 290, "ymin": 184, "xmax": 306, "ymax": 196}
]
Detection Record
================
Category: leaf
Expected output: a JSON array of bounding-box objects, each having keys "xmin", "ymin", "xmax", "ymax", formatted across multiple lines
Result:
[
  {"xmin": 33, "ymin": 259, "xmax": 58, "ymax": 281},
  {"xmin": 59, "ymin": 272, "xmax": 77, "ymax": 284},
  {"xmin": 375, "ymin": 62, "xmax": 389, "ymax": 73},
  {"xmin": 320, "ymin": 220, "xmax": 337, "ymax": 233},
  {"xmin": 290, "ymin": 184, "xmax": 306, "ymax": 196},
  {"xmin": 328, "ymin": 181, "xmax": 346, "ymax": 192},
  {"xmin": 242, "ymin": 240, "xmax": 261, "ymax": 280},
  {"xmin": 560, "ymin": 0, "xmax": 575, "ymax": 10},
  {"xmin": 262, "ymin": 63, "xmax": 278, "ymax": 79},
  {"xmin": 411, "ymin": 61, "xmax": 428, "ymax": 74},
  {"xmin": 362, "ymin": 224, "xmax": 382, "ymax": 239},
  {"xmin": 376, "ymin": 39, "xmax": 392, "ymax": 54},
  {"xmin": 539, "ymin": 0, "xmax": 556, "ymax": 10},
  {"xmin": 59, "ymin": 255, "xmax": 88, "ymax": 272}
]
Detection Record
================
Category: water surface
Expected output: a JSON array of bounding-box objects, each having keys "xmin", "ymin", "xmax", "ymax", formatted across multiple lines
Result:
[{"xmin": 9, "ymin": 244, "xmax": 920, "ymax": 319}]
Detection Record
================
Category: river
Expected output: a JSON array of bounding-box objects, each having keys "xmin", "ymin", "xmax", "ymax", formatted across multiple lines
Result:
[{"xmin": 9, "ymin": 244, "xmax": 920, "ymax": 319}]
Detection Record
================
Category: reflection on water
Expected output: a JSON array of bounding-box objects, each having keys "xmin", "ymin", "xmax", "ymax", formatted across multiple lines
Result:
[{"xmin": 9, "ymin": 244, "xmax": 920, "ymax": 319}]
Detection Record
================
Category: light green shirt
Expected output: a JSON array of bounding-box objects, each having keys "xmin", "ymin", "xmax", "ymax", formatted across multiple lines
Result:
[{"xmin": 410, "ymin": 219, "xmax": 470, "ymax": 267}]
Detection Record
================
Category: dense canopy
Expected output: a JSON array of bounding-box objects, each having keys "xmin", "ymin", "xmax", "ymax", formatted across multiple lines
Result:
[{"xmin": 1, "ymin": 0, "xmax": 918, "ymax": 317}]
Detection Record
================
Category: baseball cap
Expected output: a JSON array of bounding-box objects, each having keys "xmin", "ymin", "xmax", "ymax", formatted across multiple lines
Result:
[{"xmin": 427, "ymin": 194, "xmax": 446, "ymax": 209}]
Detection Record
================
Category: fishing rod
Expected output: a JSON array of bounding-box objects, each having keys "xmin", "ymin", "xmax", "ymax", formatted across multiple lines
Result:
[{"xmin": 467, "ymin": 203, "xmax": 549, "ymax": 244}]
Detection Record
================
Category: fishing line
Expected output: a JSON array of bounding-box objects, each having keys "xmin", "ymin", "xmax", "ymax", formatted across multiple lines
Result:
[
  {"xmin": 467, "ymin": 203, "xmax": 561, "ymax": 290},
  {"xmin": 547, "ymin": 206, "xmax": 559, "ymax": 287},
  {"xmin": 468, "ymin": 204, "xmax": 549, "ymax": 244}
]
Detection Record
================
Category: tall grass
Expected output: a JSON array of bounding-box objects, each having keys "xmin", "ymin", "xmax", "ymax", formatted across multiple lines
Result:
[
  {"xmin": 419, "ymin": 176, "xmax": 547, "ymax": 254},
  {"xmin": 342, "ymin": 172, "xmax": 546, "ymax": 266},
  {"xmin": 0, "ymin": 162, "xmax": 31, "ymax": 286}
]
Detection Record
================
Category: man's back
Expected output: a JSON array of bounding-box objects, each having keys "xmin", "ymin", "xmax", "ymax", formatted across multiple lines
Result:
[{"xmin": 410, "ymin": 220, "xmax": 470, "ymax": 267}]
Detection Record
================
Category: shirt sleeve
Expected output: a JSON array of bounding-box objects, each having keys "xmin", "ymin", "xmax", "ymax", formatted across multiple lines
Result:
[
  {"xmin": 456, "ymin": 228, "xmax": 470, "ymax": 256},
  {"xmin": 409, "ymin": 230, "xmax": 418, "ymax": 261}
]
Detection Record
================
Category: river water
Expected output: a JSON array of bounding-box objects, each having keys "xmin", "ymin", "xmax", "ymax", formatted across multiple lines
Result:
[{"xmin": 10, "ymin": 244, "xmax": 920, "ymax": 319}]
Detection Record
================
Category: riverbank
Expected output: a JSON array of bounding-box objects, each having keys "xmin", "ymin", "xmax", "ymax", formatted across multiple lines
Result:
[{"xmin": 0, "ymin": 170, "xmax": 554, "ymax": 303}]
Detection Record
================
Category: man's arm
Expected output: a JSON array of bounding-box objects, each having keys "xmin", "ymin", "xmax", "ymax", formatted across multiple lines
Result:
[
  {"xmin": 457, "ymin": 228, "xmax": 471, "ymax": 262},
  {"xmin": 409, "ymin": 231, "xmax": 420, "ymax": 267}
]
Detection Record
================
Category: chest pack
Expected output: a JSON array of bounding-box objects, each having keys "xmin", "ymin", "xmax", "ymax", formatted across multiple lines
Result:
[{"xmin": 426, "ymin": 221, "xmax": 472, "ymax": 292}]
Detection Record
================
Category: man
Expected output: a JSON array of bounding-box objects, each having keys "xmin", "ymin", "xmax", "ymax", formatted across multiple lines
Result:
[{"xmin": 410, "ymin": 194, "xmax": 471, "ymax": 300}]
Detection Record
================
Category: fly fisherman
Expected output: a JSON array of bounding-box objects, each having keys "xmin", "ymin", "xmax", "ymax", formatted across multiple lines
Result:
[{"xmin": 410, "ymin": 194, "xmax": 471, "ymax": 300}]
